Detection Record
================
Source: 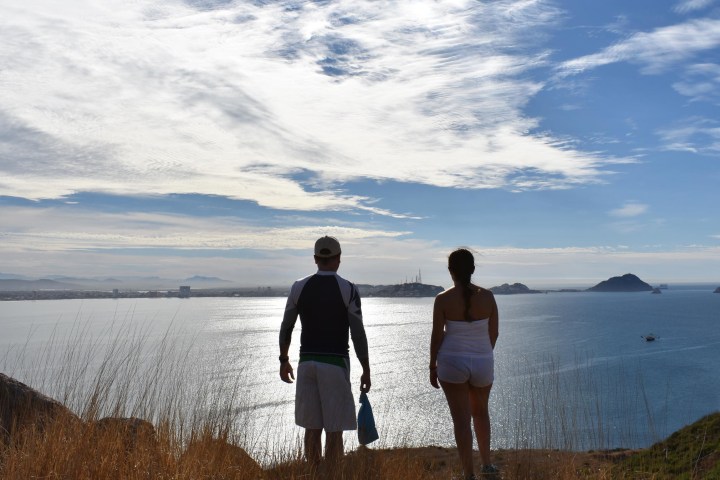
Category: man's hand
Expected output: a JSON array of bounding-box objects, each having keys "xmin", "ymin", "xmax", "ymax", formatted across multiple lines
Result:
[
  {"xmin": 360, "ymin": 371, "xmax": 371, "ymax": 393},
  {"xmin": 280, "ymin": 361, "xmax": 295, "ymax": 383}
]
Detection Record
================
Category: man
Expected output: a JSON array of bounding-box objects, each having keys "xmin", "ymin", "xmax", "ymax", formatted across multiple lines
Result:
[{"xmin": 279, "ymin": 235, "xmax": 371, "ymax": 466}]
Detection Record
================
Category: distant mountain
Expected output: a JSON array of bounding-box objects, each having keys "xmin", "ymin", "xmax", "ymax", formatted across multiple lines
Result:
[
  {"xmin": 0, "ymin": 279, "xmax": 82, "ymax": 291},
  {"xmin": 45, "ymin": 275, "xmax": 102, "ymax": 282},
  {"xmin": 587, "ymin": 273, "xmax": 653, "ymax": 292},
  {"xmin": 489, "ymin": 283, "xmax": 542, "ymax": 295},
  {"xmin": 0, "ymin": 273, "xmax": 31, "ymax": 280},
  {"xmin": 0, "ymin": 273, "xmax": 235, "ymax": 291},
  {"xmin": 184, "ymin": 275, "xmax": 230, "ymax": 283},
  {"xmin": 42, "ymin": 275, "xmax": 124, "ymax": 285}
]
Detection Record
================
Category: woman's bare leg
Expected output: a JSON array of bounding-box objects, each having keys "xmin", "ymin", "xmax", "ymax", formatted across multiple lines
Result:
[
  {"xmin": 440, "ymin": 380, "xmax": 475, "ymax": 479},
  {"xmin": 469, "ymin": 384, "xmax": 492, "ymax": 466}
]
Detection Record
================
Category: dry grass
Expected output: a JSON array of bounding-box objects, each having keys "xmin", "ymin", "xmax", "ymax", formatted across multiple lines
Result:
[
  {"xmin": 0, "ymin": 426, "xmax": 625, "ymax": 480},
  {"xmin": 1, "ymin": 320, "xmax": 716, "ymax": 479}
]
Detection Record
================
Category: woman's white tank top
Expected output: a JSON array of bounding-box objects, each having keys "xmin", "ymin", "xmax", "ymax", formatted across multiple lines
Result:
[{"xmin": 438, "ymin": 318, "xmax": 493, "ymax": 357}]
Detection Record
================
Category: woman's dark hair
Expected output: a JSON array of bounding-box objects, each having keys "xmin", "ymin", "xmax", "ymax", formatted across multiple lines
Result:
[{"xmin": 448, "ymin": 248, "xmax": 475, "ymax": 321}]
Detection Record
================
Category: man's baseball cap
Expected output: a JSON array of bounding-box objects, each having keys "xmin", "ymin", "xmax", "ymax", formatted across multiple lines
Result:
[{"xmin": 314, "ymin": 236, "xmax": 341, "ymax": 258}]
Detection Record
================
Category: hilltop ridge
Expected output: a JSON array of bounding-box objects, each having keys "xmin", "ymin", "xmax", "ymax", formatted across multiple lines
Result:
[{"xmin": 587, "ymin": 273, "xmax": 653, "ymax": 292}]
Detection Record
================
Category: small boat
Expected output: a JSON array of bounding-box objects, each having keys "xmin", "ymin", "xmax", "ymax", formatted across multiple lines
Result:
[{"xmin": 642, "ymin": 334, "xmax": 657, "ymax": 342}]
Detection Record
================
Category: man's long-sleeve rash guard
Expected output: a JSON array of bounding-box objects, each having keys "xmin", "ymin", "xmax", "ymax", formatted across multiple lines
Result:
[{"xmin": 279, "ymin": 271, "xmax": 369, "ymax": 360}]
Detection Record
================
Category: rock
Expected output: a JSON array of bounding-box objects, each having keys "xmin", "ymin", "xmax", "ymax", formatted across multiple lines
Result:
[
  {"xmin": 90, "ymin": 416, "xmax": 157, "ymax": 450},
  {"xmin": 363, "ymin": 282, "xmax": 444, "ymax": 297},
  {"xmin": 587, "ymin": 274, "xmax": 653, "ymax": 292},
  {"xmin": 82, "ymin": 416, "xmax": 162, "ymax": 475},
  {"xmin": 180, "ymin": 435, "xmax": 262, "ymax": 477},
  {"xmin": 0, "ymin": 372, "xmax": 80, "ymax": 443},
  {"xmin": 714, "ymin": 287, "xmax": 720, "ymax": 293},
  {"xmin": 489, "ymin": 283, "xmax": 541, "ymax": 295}
]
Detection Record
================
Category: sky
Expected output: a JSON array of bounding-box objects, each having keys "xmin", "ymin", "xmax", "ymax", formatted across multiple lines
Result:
[{"xmin": 1, "ymin": 0, "xmax": 719, "ymax": 289}]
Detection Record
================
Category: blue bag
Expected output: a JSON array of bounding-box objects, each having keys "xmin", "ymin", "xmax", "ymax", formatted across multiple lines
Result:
[{"xmin": 357, "ymin": 391, "xmax": 379, "ymax": 445}]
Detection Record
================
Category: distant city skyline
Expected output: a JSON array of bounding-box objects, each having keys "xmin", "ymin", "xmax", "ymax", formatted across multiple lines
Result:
[{"xmin": 1, "ymin": 0, "xmax": 719, "ymax": 288}]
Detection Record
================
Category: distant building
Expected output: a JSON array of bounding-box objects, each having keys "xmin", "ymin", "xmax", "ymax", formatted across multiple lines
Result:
[
  {"xmin": 179, "ymin": 286, "xmax": 191, "ymax": 298},
  {"xmin": 112, "ymin": 289, "xmax": 119, "ymax": 298}
]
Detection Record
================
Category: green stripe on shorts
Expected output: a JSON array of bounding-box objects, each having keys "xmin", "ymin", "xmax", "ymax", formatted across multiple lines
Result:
[{"xmin": 299, "ymin": 354, "xmax": 347, "ymax": 368}]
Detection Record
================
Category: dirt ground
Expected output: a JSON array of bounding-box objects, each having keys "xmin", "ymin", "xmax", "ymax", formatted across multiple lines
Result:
[{"xmin": 349, "ymin": 445, "xmax": 640, "ymax": 479}]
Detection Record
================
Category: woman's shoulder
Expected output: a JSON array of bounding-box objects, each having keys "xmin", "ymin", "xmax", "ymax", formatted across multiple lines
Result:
[
  {"xmin": 434, "ymin": 286, "xmax": 457, "ymax": 302},
  {"xmin": 473, "ymin": 285, "xmax": 495, "ymax": 299}
]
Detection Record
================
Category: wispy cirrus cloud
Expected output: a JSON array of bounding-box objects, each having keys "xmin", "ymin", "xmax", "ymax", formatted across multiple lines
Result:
[
  {"xmin": 0, "ymin": 206, "xmax": 409, "ymax": 252},
  {"xmin": 672, "ymin": 63, "xmax": 720, "ymax": 103},
  {"xmin": 556, "ymin": 18, "xmax": 720, "ymax": 76},
  {"xmin": 0, "ymin": 204, "xmax": 436, "ymax": 283},
  {"xmin": 657, "ymin": 117, "xmax": 720, "ymax": 154},
  {"xmin": 674, "ymin": 0, "xmax": 718, "ymax": 14},
  {"xmin": 0, "ymin": 0, "xmax": 619, "ymax": 215}
]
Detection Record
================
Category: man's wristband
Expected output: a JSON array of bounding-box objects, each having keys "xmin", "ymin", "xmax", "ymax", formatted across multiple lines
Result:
[{"xmin": 279, "ymin": 355, "xmax": 289, "ymax": 363}]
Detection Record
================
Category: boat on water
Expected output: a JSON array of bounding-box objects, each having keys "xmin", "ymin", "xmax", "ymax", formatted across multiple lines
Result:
[{"xmin": 642, "ymin": 334, "xmax": 657, "ymax": 342}]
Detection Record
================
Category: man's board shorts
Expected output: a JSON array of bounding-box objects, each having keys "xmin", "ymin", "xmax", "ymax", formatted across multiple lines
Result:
[
  {"xmin": 437, "ymin": 353, "xmax": 494, "ymax": 387},
  {"xmin": 295, "ymin": 359, "xmax": 356, "ymax": 432}
]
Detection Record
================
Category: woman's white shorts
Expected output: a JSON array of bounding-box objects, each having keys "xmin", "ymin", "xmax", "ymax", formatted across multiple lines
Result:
[{"xmin": 437, "ymin": 353, "xmax": 493, "ymax": 387}]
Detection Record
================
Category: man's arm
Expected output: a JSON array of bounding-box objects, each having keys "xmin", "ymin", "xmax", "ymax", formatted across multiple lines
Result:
[{"xmin": 348, "ymin": 284, "xmax": 371, "ymax": 392}]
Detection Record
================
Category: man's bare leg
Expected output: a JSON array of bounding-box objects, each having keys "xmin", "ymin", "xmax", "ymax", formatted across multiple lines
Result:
[
  {"xmin": 304, "ymin": 429, "xmax": 322, "ymax": 466},
  {"xmin": 324, "ymin": 431, "xmax": 344, "ymax": 465}
]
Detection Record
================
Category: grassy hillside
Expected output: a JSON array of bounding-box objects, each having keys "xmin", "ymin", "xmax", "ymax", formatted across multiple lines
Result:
[{"xmin": 612, "ymin": 412, "xmax": 720, "ymax": 479}]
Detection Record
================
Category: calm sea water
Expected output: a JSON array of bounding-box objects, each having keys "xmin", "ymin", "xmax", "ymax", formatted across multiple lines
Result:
[{"xmin": 1, "ymin": 290, "xmax": 719, "ymax": 458}]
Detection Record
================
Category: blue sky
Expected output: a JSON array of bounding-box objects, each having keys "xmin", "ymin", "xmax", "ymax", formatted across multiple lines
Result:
[{"xmin": 1, "ymin": 0, "xmax": 719, "ymax": 288}]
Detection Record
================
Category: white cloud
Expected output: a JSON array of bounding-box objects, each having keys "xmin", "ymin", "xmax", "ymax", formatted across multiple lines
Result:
[
  {"xmin": 556, "ymin": 18, "xmax": 720, "ymax": 77},
  {"xmin": 464, "ymin": 244, "xmax": 720, "ymax": 287},
  {"xmin": 657, "ymin": 117, "xmax": 720, "ymax": 154},
  {"xmin": 609, "ymin": 202, "xmax": 648, "ymax": 218},
  {"xmin": 0, "ymin": 206, "xmax": 409, "ymax": 252},
  {"xmin": 0, "ymin": 0, "xmax": 620, "ymax": 213},
  {"xmin": 672, "ymin": 63, "xmax": 720, "ymax": 103},
  {"xmin": 0, "ymin": 204, "xmax": 445, "ymax": 284},
  {"xmin": 2, "ymin": 204, "xmax": 718, "ymax": 285},
  {"xmin": 674, "ymin": 0, "xmax": 718, "ymax": 14}
]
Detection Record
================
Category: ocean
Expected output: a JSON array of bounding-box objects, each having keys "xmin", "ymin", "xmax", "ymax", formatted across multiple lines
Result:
[{"xmin": 1, "ymin": 289, "xmax": 719, "ymax": 457}]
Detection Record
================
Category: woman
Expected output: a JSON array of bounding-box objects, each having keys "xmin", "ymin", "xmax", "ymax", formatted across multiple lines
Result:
[{"xmin": 430, "ymin": 248, "xmax": 499, "ymax": 479}]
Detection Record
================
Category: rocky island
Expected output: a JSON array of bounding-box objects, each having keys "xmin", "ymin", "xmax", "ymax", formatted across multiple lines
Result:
[
  {"xmin": 587, "ymin": 273, "xmax": 653, "ymax": 292},
  {"xmin": 359, "ymin": 282, "xmax": 444, "ymax": 297},
  {"xmin": 489, "ymin": 282, "xmax": 542, "ymax": 295},
  {"xmin": 714, "ymin": 286, "xmax": 720, "ymax": 293}
]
